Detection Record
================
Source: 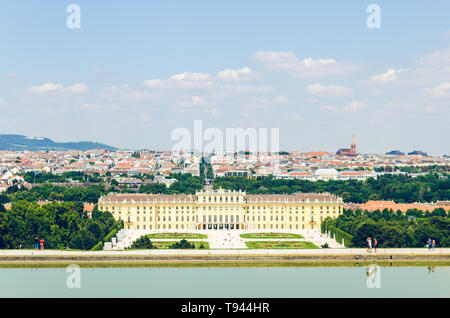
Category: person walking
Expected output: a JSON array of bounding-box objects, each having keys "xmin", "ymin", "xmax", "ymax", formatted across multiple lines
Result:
[
  {"xmin": 432, "ymin": 239, "xmax": 436, "ymax": 249},
  {"xmin": 40, "ymin": 238, "xmax": 44, "ymax": 251},
  {"xmin": 373, "ymin": 238, "xmax": 378, "ymax": 253},
  {"xmin": 427, "ymin": 238, "xmax": 432, "ymax": 250},
  {"xmin": 34, "ymin": 236, "xmax": 39, "ymax": 251}
]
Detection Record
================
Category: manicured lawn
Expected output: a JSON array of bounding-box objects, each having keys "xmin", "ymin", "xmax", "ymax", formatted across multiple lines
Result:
[
  {"xmin": 152, "ymin": 241, "xmax": 210, "ymax": 249},
  {"xmin": 148, "ymin": 233, "xmax": 208, "ymax": 239},
  {"xmin": 245, "ymin": 241, "xmax": 318, "ymax": 249},
  {"xmin": 240, "ymin": 232, "xmax": 304, "ymax": 239}
]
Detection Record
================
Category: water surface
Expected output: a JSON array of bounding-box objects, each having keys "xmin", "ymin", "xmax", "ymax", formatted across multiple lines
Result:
[{"xmin": 0, "ymin": 266, "xmax": 448, "ymax": 297}]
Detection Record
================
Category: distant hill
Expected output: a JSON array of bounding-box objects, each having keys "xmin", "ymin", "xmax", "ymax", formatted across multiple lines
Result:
[
  {"xmin": 408, "ymin": 150, "xmax": 428, "ymax": 156},
  {"xmin": 386, "ymin": 150, "xmax": 405, "ymax": 156},
  {"xmin": 0, "ymin": 134, "xmax": 117, "ymax": 151}
]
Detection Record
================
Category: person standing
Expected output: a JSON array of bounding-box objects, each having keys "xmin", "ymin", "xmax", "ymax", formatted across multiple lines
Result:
[
  {"xmin": 373, "ymin": 238, "xmax": 378, "ymax": 253},
  {"xmin": 432, "ymin": 239, "xmax": 436, "ymax": 249},
  {"xmin": 427, "ymin": 238, "xmax": 432, "ymax": 250},
  {"xmin": 40, "ymin": 238, "xmax": 44, "ymax": 251},
  {"xmin": 34, "ymin": 236, "xmax": 39, "ymax": 251}
]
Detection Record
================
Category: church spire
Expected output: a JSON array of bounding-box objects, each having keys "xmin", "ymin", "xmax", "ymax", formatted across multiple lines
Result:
[{"xmin": 351, "ymin": 133, "xmax": 356, "ymax": 154}]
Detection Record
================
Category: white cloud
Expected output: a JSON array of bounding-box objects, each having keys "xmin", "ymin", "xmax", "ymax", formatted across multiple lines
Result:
[
  {"xmin": 320, "ymin": 105, "xmax": 338, "ymax": 112},
  {"xmin": 273, "ymin": 95, "xmax": 289, "ymax": 104},
  {"xmin": 441, "ymin": 29, "xmax": 450, "ymax": 37},
  {"xmin": 218, "ymin": 84, "xmax": 274, "ymax": 95},
  {"xmin": 320, "ymin": 101, "xmax": 369, "ymax": 113},
  {"xmin": 172, "ymin": 95, "xmax": 219, "ymax": 116},
  {"xmin": 81, "ymin": 103, "xmax": 119, "ymax": 112},
  {"xmin": 370, "ymin": 68, "xmax": 407, "ymax": 84},
  {"xmin": 141, "ymin": 69, "xmax": 269, "ymax": 101},
  {"xmin": 253, "ymin": 51, "xmax": 361, "ymax": 78},
  {"xmin": 119, "ymin": 90, "xmax": 158, "ymax": 101},
  {"xmin": 412, "ymin": 47, "xmax": 450, "ymax": 82},
  {"xmin": 171, "ymin": 72, "xmax": 210, "ymax": 82},
  {"xmin": 29, "ymin": 83, "xmax": 87, "ymax": 94},
  {"xmin": 139, "ymin": 113, "xmax": 152, "ymax": 123},
  {"xmin": 174, "ymin": 95, "xmax": 214, "ymax": 110},
  {"xmin": 100, "ymin": 85, "xmax": 159, "ymax": 101},
  {"xmin": 190, "ymin": 96, "xmax": 207, "ymax": 106},
  {"xmin": 66, "ymin": 83, "xmax": 87, "ymax": 93},
  {"xmin": 344, "ymin": 101, "xmax": 369, "ymax": 113},
  {"xmin": 102, "ymin": 84, "xmax": 129, "ymax": 91},
  {"xmin": 90, "ymin": 69, "xmax": 102, "ymax": 76},
  {"xmin": 142, "ymin": 72, "xmax": 214, "ymax": 90},
  {"xmin": 6, "ymin": 73, "xmax": 16, "ymax": 77},
  {"xmin": 29, "ymin": 83, "xmax": 63, "ymax": 93},
  {"xmin": 385, "ymin": 101, "xmax": 417, "ymax": 110},
  {"xmin": 243, "ymin": 96, "xmax": 289, "ymax": 111},
  {"xmin": 141, "ymin": 79, "xmax": 166, "ymax": 88},
  {"xmin": 170, "ymin": 72, "xmax": 214, "ymax": 88},
  {"xmin": 417, "ymin": 47, "xmax": 450, "ymax": 68},
  {"xmin": 423, "ymin": 82, "xmax": 450, "ymax": 98},
  {"xmin": 216, "ymin": 67, "xmax": 260, "ymax": 82},
  {"xmin": 306, "ymin": 83, "xmax": 352, "ymax": 96}
]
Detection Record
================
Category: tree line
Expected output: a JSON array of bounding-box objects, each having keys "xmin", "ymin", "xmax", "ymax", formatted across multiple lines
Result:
[
  {"xmin": 3, "ymin": 173, "xmax": 449, "ymax": 205},
  {"xmin": 0, "ymin": 200, "xmax": 122, "ymax": 250},
  {"xmin": 213, "ymin": 173, "xmax": 450, "ymax": 203},
  {"xmin": 321, "ymin": 208, "xmax": 450, "ymax": 248}
]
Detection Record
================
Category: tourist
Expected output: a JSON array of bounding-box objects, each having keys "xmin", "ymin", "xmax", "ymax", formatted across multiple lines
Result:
[
  {"xmin": 366, "ymin": 237, "xmax": 371, "ymax": 253},
  {"xmin": 34, "ymin": 236, "xmax": 39, "ymax": 251},
  {"xmin": 427, "ymin": 238, "xmax": 432, "ymax": 250},
  {"xmin": 40, "ymin": 238, "xmax": 45, "ymax": 251},
  {"xmin": 373, "ymin": 238, "xmax": 377, "ymax": 253},
  {"xmin": 432, "ymin": 240, "xmax": 436, "ymax": 249}
]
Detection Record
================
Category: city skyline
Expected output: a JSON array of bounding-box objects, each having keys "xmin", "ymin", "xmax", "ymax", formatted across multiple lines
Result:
[
  {"xmin": 1, "ymin": 1, "xmax": 450, "ymax": 155},
  {"xmin": 0, "ymin": 132, "xmax": 443, "ymax": 157}
]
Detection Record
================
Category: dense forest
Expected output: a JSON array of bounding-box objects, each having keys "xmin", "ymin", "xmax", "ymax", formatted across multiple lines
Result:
[
  {"xmin": 2, "ymin": 173, "xmax": 449, "ymax": 204},
  {"xmin": 213, "ymin": 173, "xmax": 450, "ymax": 203},
  {"xmin": 6, "ymin": 183, "xmax": 106, "ymax": 203},
  {"xmin": 138, "ymin": 173, "xmax": 203, "ymax": 194},
  {"xmin": 23, "ymin": 171, "xmax": 103, "ymax": 183},
  {"xmin": 0, "ymin": 201, "xmax": 122, "ymax": 250},
  {"xmin": 322, "ymin": 208, "xmax": 450, "ymax": 248}
]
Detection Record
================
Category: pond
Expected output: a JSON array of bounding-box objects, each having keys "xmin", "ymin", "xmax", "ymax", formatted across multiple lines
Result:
[{"xmin": 0, "ymin": 265, "xmax": 448, "ymax": 297}]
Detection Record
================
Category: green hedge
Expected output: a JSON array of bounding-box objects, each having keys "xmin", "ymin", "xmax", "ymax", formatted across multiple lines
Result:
[
  {"xmin": 91, "ymin": 241, "xmax": 103, "ymax": 251},
  {"xmin": 322, "ymin": 219, "xmax": 353, "ymax": 247},
  {"xmin": 103, "ymin": 228, "xmax": 117, "ymax": 243},
  {"xmin": 329, "ymin": 226, "xmax": 353, "ymax": 247}
]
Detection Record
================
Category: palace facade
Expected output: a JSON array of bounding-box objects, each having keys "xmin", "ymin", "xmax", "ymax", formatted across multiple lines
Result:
[{"xmin": 98, "ymin": 189, "xmax": 344, "ymax": 231}]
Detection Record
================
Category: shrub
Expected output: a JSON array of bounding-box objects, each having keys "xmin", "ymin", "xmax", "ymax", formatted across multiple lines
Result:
[
  {"xmin": 169, "ymin": 239, "xmax": 195, "ymax": 249},
  {"xmin": 91, "ymin": 241, "xmax": 103, "ymax": 251},
  {"xmin": 103, "ymin": 228, "xmax": 117, "ymax": 243},
  {"xmin": 128, "ymin": 235, "xmax": 155, "ymax": 249},
  {"xmin": 325, "ymin": 223, "xmax": 353, "ymax": 247}
]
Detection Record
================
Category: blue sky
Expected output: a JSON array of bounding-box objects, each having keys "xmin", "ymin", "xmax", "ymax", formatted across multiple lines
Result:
[{"xmin": 1, "ymin": 1, "xmax": 449, "ymax": 154}]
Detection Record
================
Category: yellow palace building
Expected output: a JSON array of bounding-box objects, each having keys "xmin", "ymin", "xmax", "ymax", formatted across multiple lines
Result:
[{"xmin": 98, "ymin": 189, "xmax": 344, "ymax": 231}]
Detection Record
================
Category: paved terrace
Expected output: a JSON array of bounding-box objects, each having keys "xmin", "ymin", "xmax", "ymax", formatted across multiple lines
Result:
[
  {"xmin": 1, "ymin": 248, "xmax": 449, "ymax": 256},
  {"xmin": 116, "ymin": 229, "xmax": 344, "ymax": 249}
]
